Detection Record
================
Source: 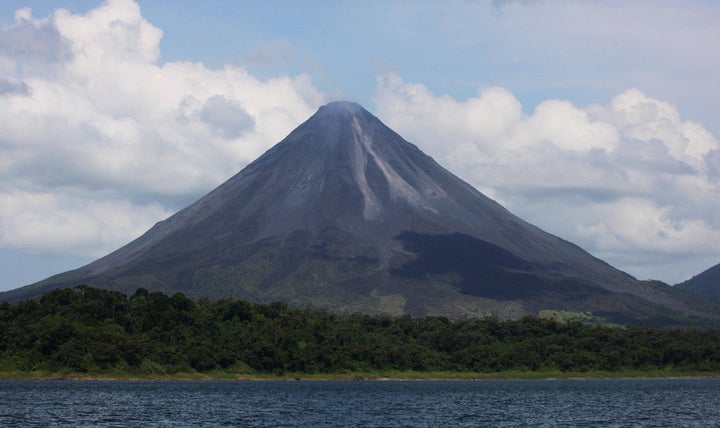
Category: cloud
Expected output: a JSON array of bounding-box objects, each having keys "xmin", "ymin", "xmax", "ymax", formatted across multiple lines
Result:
[
  {"xmin": 0, "ymin": 190, "xmax": 169, "ymax": 257},
  {"xmin": 0, "ymin": 7, "xmax": 72, "ymax": 67},
  {"xmin": 425, "ymin": 0, "xmax": 720, "ymax": 141},
  {"xmin": 243, "ymin": 39, "xmax": 301, "ymax": 68},
  {"xmin": 199, "ymin": 95, "xmax": 256, "ymax": 139},
  {"xmin": 374, "ymin": 72, "xmax": 720, "ymax": 283},
  {"xmin": 0, "ymin": 0, "xmax": 325, "ymax": 257},
  {"xmin": 240, "ymin": 39, "xmax": 328, "ymax": 93},
  {"xmin": 0, "ymin": 78, "xmax": 29, "ymax": 95}
]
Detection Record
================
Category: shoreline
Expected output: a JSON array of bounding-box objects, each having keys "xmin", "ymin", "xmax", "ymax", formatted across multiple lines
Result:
[{"xmin": 3, "ymin": 370, "xmax": 720, "ymax": 382}]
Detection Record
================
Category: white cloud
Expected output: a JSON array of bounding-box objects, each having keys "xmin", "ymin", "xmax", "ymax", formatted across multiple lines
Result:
[
  {"xmin": 199, "ymin": 95, "xmax": 255, "ymax": 139},
  {"xmin": 0, "ymin": 190, "xmax": 169, "ymax": 257},
  {"xmin": 0, "ymin": 0, "xmax": 325, "ymax": 257},
  {"xmin": 576, "ymin": 198, "xmax": 720, "ymax": 256},
  {"xmin": 0, "ymin": 7, "xmax": 72, "ymax": 68},
  {"xmin": 374, "ymin": 72, "xmax": 720, "ymax": 283}
]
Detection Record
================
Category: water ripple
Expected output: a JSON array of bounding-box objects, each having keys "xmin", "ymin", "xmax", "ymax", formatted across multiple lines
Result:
[{"xmin": 1, "ymin": 378, "xmax": 720, "ymax": 427}]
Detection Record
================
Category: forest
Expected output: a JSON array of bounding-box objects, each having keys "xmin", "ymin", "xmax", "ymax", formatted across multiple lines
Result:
[{"xmin": 2, "ymin": 285, "xmax": 720, "ymax": 378}]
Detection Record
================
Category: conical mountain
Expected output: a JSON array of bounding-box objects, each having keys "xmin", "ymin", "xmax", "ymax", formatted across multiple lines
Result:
[{"xmin": 3, "ymin": 102, "xmax": 717, "ymax": 326}]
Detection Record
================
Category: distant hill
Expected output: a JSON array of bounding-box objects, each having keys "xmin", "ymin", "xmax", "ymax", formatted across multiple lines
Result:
[
  {"xmin": 676, "ymin": 263, "xmax": 720, "ymax": 301},
  {"xmin": 2, "ymin": 101, "xmax": 718, "ymax": 327}
]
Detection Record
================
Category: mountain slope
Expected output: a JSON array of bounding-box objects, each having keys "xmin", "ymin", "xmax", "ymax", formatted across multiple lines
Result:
[
  {"xmin": 676, "ymin": 263, "xmax": 720, "ymax": 301},
  {"xmin": 3, "ymin": 101, "xmax": 717, "ymax": 326}
]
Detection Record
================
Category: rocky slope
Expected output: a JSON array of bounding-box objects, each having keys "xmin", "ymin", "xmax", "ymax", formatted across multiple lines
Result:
[{"xmin": 3, "ymin": 102, "xmax": 717, "ymax": 326}]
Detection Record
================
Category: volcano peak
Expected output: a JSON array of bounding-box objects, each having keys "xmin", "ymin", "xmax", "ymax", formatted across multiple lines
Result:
[
  {"xmin": 3, "ymin": 101, "xmax": 716, "ymax": 326},
  {"xmin": 319, "ymin": 100, "xmax": 364, "ymax": 115}
]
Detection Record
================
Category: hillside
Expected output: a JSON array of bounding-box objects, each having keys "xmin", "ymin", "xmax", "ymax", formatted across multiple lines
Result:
[{"xmin": 676, "ymin": 263, "xmax": 720, "ymax": 301}]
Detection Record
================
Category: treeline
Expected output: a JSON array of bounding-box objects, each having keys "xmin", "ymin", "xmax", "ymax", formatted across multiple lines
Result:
[{"xmin": 2, "ymin": 285, "xmax": 720, "ymax": 375}]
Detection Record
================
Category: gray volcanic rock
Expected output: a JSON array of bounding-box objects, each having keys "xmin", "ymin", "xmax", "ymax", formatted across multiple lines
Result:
[{"xmin": 3, "ymin": 101, "xmax": 718, "ymax": 326}]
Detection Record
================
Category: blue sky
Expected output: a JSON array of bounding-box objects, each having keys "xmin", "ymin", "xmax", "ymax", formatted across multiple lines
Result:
[{"xmin": 0, "ymin": 0, "xmax": 719, "ymax": 290}]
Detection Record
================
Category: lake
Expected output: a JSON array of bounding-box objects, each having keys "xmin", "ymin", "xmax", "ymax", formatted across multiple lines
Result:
[{"xmin": 1, "ymin": 378, "xmax": 720, "ymax": 427}]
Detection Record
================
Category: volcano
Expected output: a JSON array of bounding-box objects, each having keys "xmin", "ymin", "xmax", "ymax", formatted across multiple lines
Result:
[{"xmin": 3, "ymin": 101, "xmax": 716, "ymax": 326}]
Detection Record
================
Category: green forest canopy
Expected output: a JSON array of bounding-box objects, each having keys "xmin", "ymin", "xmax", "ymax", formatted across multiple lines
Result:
[{"xmin": 2, "ymin": 286, "xmax": 720, "ymax": 376}]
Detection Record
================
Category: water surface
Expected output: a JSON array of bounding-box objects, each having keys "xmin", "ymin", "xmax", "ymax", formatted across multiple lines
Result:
[{"xmin": 1, "ymin": 378, "xmax": 719, "ymax": 427}]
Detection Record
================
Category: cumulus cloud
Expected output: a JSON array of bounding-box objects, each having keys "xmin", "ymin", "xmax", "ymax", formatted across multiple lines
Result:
[
  {"xmin": 0, "ymin": 0, "xmax": 325, "ymax": 257},
  {"xmin": 374, "ymin": 72, "xmax": 720, "ymax": 283},
  {"xmin": 0, "ymin": 190, "xmax": 169, "ymax": 257},
  {"xmin": 0, "ymin": 7, "xmax": 72, "ymax": 67},
  {"xmin": 199, "ymin": 95, "xmax": 255, "ymax": 139}
]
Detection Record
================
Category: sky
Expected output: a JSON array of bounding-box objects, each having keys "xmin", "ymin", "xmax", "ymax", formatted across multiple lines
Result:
[{"xmin": 0, "ymin": 0, "xmax": 719, "ymax": 291}]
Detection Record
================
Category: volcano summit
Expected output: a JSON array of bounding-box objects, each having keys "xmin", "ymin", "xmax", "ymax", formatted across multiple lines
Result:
[{"xmin": 3, "ymin": 102, "xmax": 715, "ymax": 326}]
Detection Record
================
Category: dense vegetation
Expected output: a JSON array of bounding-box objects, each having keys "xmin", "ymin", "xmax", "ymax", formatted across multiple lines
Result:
[{"xmin": 2, "ymin": 286, "xmax": 720, "ymax": 377}]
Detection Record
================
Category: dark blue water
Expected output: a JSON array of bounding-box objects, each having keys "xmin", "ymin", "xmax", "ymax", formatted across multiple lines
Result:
[{"xmin": 1, "ymin": 378, "xmax": 720, "ymax": 427}]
